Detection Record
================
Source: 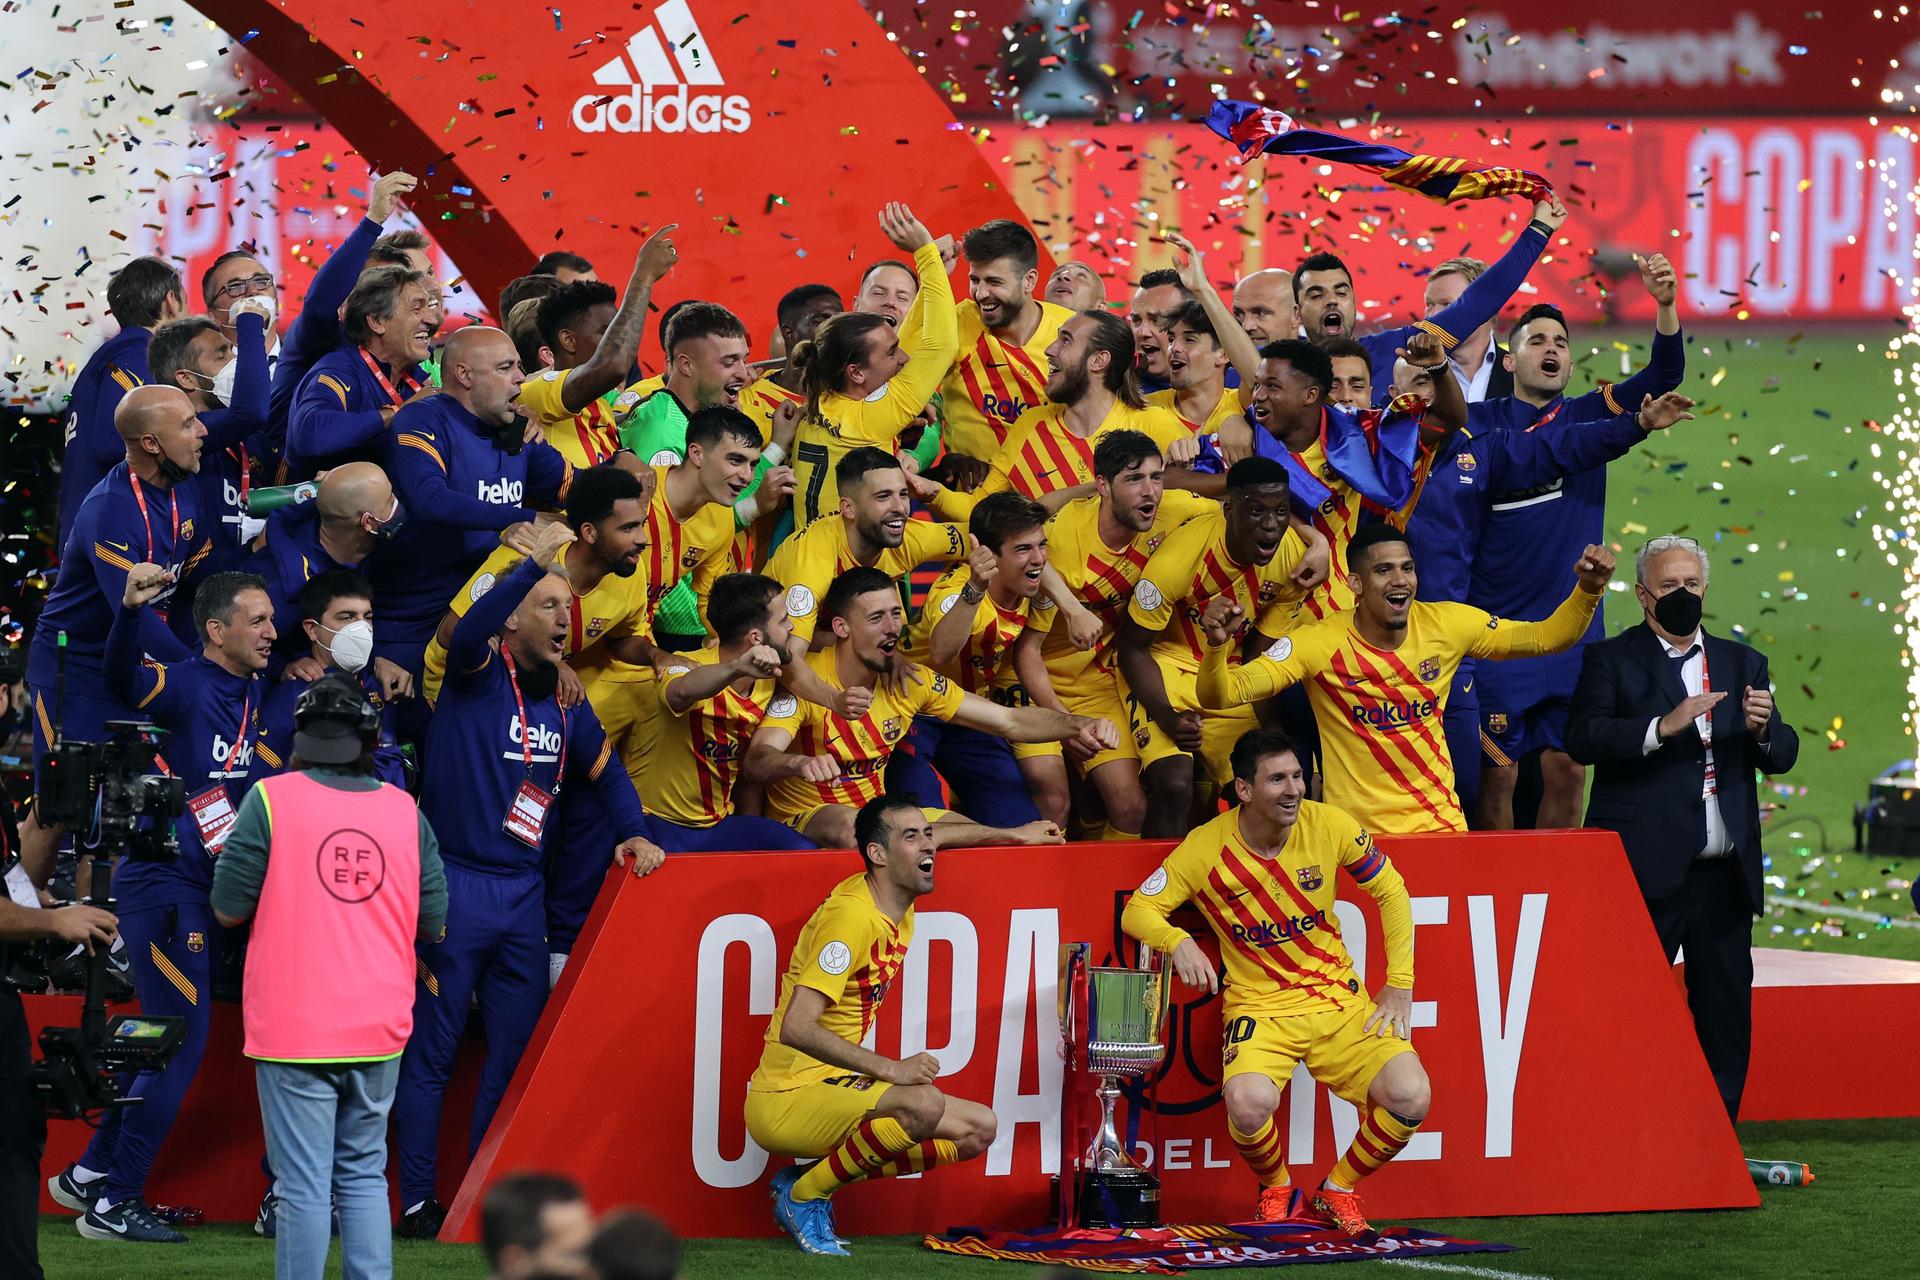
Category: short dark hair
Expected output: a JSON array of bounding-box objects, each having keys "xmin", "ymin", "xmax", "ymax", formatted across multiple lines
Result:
[
  {"xmin": 107, "ymin": 256, "xmax": 185, "ymax": 329},
  {"xmin": 1508, "ymin": 302, "xmax": 1569, "ymax": 347},
  {"xmin": 343, "ymin": 266, "xmax": 429, "ymax": 347},
  {"xmin": 587, "ymin": 1210, "xmax": 682, "ymax": 1280},
  {"xmin": 1167, "ymin": 298, "xmax": 1217, "ymax": 344},
  {"xmin": 708, "ymin": 573, "xmax": 783, "ymax": 646},
  {"xmin": 193, "ymin": 571, "xmax": 269, "ymax": 644},
  {"xmin": 657, "ymin": 297, "xmax": 700, "ymax": 349},
  {"xmin": 1346, "ymin": 520, "xmax": 1411, "ymax": 571},
  {"xmin": 1226, "ymin": 456, "xmax": 1291, "ymax": 493},
  {"xmin": 1092, "ymin": 428, "xmax": 1163, "ymax": 483},
  {"xmin": 1258, "ymin": 338, "xmax": 1333, "ymax": 394},
  {"xmin": 969, "ymin": 491, "xmax": 1048, "ymax": 556},
  {"xmin": 834, "ymin": 445, "xmax": 902, "ymax": 492},
  {"xmin": 854, "ymin": 794, "xmax": 924, "ymax": 870},
  {"xmin": 777, "ymin": 283, "xmax": 842, "ymax": 334},
  {"xmin": 199, "ymin": 249, "xmax": 264, "ymax": 305},
  {"xmin": 147, "ymin": 317, "xmax": 221, "ymax": 390},
  {"xmin": 498, "ymin": 273, "xmax": 562, "ymax": 326},
  {"xmin": 665, "ymin": 300, "xmax": 748, "ymax": 355},
  {"xmin": 565, "ymin": 463, "xmax": 647, "ymax": 532},
  {"xmin": 858, "ymin": 258, "xmax": 913, "ymax": 290},
  {"xmin": 963, "ymin": 219, "xmax": 1040, "ymax": 274},
  {"xmin": 686, "ymin": 405, "xmax": 761, "ymax": 455},
  {"xmin": 1291, "ymin": 251, "xmax": 1351, "ymax": 301},
  {"xmin": 1080, "ymin": 310, "xmax": 1144, "ymax": 406},
  {"xmin": 368, "ymin": 228, "xmax": 430, "ymax": 268},
  {"xmin": 537, "ymin": 279, "xmax": 618, "ymax": 353},
  {"xmin": 297, "ymin": 569, "xmax": 374, "ymax": 624},
  {"xmin": 1321, "ymin": 336, "xmax": 1371, "ymax": 365},
  {"xmin": 532, "ymin": 250, "xmax": 594, "ymax": 276},
  {"xmin": 479, "ymin": 1172, "xmax": 586, "ymax": 1269},
  {"xmin": 822, "ymin": 566, "xmax": 896, "ymax": 626},
  {"xmin": 1136, "ymin": 268, "xmax": 1187, "ymax": 294},
  {"xmin": 1231, "ymin": 727, "xmax": 1301, "ymax": 784}
]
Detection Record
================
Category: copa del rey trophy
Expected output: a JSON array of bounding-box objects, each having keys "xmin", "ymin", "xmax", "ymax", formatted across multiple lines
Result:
[{"xmin": 1057, "ymin": 941, "xmax": 1173, "ymax": 1229}]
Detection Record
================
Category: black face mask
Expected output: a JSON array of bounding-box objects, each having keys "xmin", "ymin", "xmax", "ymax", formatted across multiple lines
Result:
[
  {"xmin": 1651, "ymin": 586, "xmax": 1703, "ymax": 636},
  {"xmin": 156, "ymin": 454, "xmax": 193, "ymax": 486},
  {"xmin": 513, "ymin": 657, "xmax": 561, "ymax": 702},
  {"xmin": 489, "ymin": 413, "xmax": 528, "ymax": 454}
]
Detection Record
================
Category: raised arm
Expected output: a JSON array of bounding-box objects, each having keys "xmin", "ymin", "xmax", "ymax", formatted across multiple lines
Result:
[
  {"xmin": 560, "ymin": 225, "xmax": 679, "ymax": 413},
  {"xmin": 1165, "ymin": 231, "xmax": 1262, "ymax": 386},
  {"xmin": 870, "ymin": 205, "xmax": 960, "ymax": 428},
  {"xmin": 445, "ymin": 534, "xmax": 566, "ymax": 677},
  {"xmin": 1419, "ymin": 200, "xmax": 1563, "ymax": 350},
  {"xmin": 1586, "ymin": 253, "xmax": 1685, "ymax": 412},
  {"xmin": 1484, "ymin": 393, "xmax": 1696, "ymax": 493},
  {"xmin": 104, "ymin": 565, "xmax": 181, "ymax": 715},
  {"xmin": 201, "ymin": 308, "xmax": 273, "ymax": 451},
  {"xmin": 1195, "ymin": 604, "xmax": 1300, "ymax": 708},
  {"xmin": 1466, "ymin": 546, "xmax": 1610, "ymax": 661}
]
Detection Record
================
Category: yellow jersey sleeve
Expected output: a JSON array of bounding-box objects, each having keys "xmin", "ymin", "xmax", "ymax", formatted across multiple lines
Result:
[
  {"xmin": 906, "ymin": 565, "xmax": 982, "ymax": 670},
  {"xmin": 792, "ymin": 896, "xmax": 884, "ymax": 1005},
  {"xmin": 765, "ymin": 525, "xmax": 838, "ymax": 643},
  {"xmin": 901, "ymin": 518, "xmax": 968, "ymax": 567},
  {"xmin": 1126, "ymin": 519, "xmax": 1209, "ymax": 634},
  {"xmin": 516, "ymin": 368, "xmax": 572, "ymax": 426},
  {"xmin": 760, "ymin": 687, "xmax": 806, "ymax": 739},
  {"xmin": 1196, "ymin": 624, "xmax": 1329, "ymax": 709},
  {"xmin": 1463, "ymin": 587, "xmax": 1601, "ymax": 661},
  {"xmin": 1137, "ymin": 405, "xmax": 1196, "ymax": 453},
  {"xmin": 1119, "ymin": 828, "xmax": 1209, "ymax": 954},
  {"xmin": 1157, "ymin": 488, "xmax": 1218, "ymax": 529},
  {"xmin": 912, "ymin": 667, "xmax": 969, "ymax": 722},
  {"xmin": 1330, "ymin": 808, "xmax": 1414, "ymax": 989}
]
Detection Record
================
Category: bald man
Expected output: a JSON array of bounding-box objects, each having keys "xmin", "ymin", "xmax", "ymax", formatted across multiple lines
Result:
[
  {"xmin": 22, "ymin": 386, "xmax": 210, "ymax": 882},
  {"xmin": 373, "ymin": 326, "xmax": 572, "ymax": 677},
  {"xmin": 1232, "ymin": 269, "xmax": 1294, "ymax": 345},
  {"xmin": 1046, "ymin": 261, "xmax": 1106, "ymax": 313},
  {"xmin": 247, "ymin": 461, "xmax": 404, "ymax": 663}
]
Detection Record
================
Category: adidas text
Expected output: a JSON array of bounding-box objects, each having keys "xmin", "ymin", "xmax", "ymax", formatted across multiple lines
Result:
[{"xmin": 571, "ymin": 85, "xmax": 751, "ymax": 134}]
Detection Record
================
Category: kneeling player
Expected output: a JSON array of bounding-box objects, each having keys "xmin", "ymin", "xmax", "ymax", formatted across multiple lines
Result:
[
  {"xmin": 746, "ymin": 797, "xmax": 997, "ymax": 1256},
  {"xmin": 1121, "ymin": 729, "xmax": 1429, "ymax": 1236}
]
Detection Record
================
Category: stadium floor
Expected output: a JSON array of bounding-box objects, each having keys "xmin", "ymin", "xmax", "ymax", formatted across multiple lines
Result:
[{"xmin": 34, "ymin": 1117, "xmax": 1912, "ymax": 1278}]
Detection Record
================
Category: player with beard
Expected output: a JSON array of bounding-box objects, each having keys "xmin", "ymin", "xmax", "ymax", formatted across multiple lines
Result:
[
  {"xmin": 745, "ymin": 567, "xmax": 1114, "ymax": 850},
  {"xmin": 751, "ymin": 797, "xmax": 999, "ymax": 1258},
  {"xmin": 394, "ymin": 520, "xmax": 664, "ymax": 1239},
  {"xmin": 285, "ymin": 265, "xmax": 437, "ymax": 480},
  {"xmin": 1044, "ymin": 261, "xmax": 1105, "ymax": 312},
  {"xmin": 790, "ymin": 203, "xmax": 958, "ymax": 526},
  {"xmin": 1290, "ymin": 196, "xmax": 1566, "ymax": 402},
  {"xmin": 1471, "ymin": 253, "xmax": 1686, "ymax": 832},
  {"xmin": 740, "ymin": 284, "xmax": 843, "ymax": 440},
  {"xmin": 913, "ymin": 310, "xmax": 1196, "ymax": 518},
  {"xmin": 1197, "ymin": 524, "xmax": 1613, "ymax": 834},
  {"xmin": 1126, "ymin": 268, "xmax": 1190, "ymax": 394},
  {"xmin": 938, "ymin": 220, "xmax": 1075, "ymax": 468},
  {"xmin": 518, "ymin": 227, "xmax": 679, "ymax": 468},
  {"xmin": 1007, "ymin": 432, "xmax": 1219, "ymax": 839},
  {"xmin": 1122, "ymin": 728, "xmax": 1424, "ymax": 1237},
  {"xmin": 1117, "ymin": 458, "xmax": 1313, "ymax": 836}
]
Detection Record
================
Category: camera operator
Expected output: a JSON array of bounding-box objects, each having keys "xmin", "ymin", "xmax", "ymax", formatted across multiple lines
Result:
[
  {"xmin": 211, "ymin": 674, "xmax": 446, "ymax": 1280},
  {"xmin": 1, "ymin": 896, "xmax": 117, "ymax": 1280},
  {"xmin": 45, "ymin": 566, "xmax": 273, "ymax": 1245}
]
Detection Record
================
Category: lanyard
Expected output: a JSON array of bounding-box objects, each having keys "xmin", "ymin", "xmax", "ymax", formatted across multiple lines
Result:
[
  {"xmin": 502, "ymin": 649, "xmax": 567, "ymax": 785},
  {"xmin": 1694, "ymin": 647, "xmax": 1716, "ymax": 801},
  {"xmin": 358, "ymin": 347, "xmax": 422, "ymax": 408},
  {"xmin": 225, "ymin": 686, "xmax": 254, "ymax": 778},
  {"xmin": 128, "ymin": 472, "xmax": 179, "ymax": 560},
  {"xmin": 1523, "ymin": 399, "xmax": 1568, "ymax": 433}
]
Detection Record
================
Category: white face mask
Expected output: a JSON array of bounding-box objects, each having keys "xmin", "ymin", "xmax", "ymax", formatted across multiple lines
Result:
[
  {"xmin": 321, "ymin": 619, "xmax": 375, "ymax": 673},
  {"xmin": 209, "ymin": 357, "xmax": 238, "ymax": 408}
]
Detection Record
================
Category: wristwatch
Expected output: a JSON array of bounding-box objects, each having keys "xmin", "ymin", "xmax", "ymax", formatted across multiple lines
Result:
[{"xmin": 959, "ymin": 581, "xmax": 986, "ymax": 605}]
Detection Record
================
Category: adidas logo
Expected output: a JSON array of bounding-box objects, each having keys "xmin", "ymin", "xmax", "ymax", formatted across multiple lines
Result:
[{"xmin": 571, "ymin": 0, "xmax": 751, "ymax": 135}]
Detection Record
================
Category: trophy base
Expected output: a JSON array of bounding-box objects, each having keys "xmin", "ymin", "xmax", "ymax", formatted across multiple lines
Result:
[{"xmin": 1074, "ymin": 1166, "xmax": 1161, "ymax": 1229}]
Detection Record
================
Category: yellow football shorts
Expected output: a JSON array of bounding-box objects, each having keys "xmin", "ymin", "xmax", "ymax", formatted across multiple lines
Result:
[
  {"xmin": 1220, "ymin": 1000, "xmax": 1415, "ymax": 1106},
  {"xmin": 993, "ymin": 677, "xmax": 1139, "ymax": 772},
  {"xmin": 745, "ymin": 1076, "xmax": 895, "ymax": 1158},
  {"xmin": 1123, "ymin": 667, "xmax": 1254, "ymax": 785}
]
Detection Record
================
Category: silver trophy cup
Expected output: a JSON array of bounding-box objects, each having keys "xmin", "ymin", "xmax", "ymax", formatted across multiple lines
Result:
[{"xmin": 1059, "ymin": 941, "xmax": 1173, "ymax": 1227}]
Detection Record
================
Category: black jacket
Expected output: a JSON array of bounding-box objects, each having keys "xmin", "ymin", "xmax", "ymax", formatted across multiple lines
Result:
[{"xmin": 1566, "ymin": 622, "xmax": 1798, "ymax": 911}]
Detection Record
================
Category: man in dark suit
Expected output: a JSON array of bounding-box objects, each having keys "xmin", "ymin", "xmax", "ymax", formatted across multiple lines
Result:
[{"xmin": 1566, "ymin": 534, "xmax": 1798, "ymax": 1120}]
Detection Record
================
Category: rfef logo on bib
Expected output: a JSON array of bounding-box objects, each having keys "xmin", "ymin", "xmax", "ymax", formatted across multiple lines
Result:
[{"xmin": 572, "ymin": 0, "xmax": 751, "ymax": 135}]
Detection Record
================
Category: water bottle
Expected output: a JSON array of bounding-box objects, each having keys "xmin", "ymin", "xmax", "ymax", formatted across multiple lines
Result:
[
  {"xmin": 1746, "ymin": 1157, "xmax": 1814, "ymax": 1186},
  {"xmin": 246, "ymin": 482, "xmax": 318, "ymax": 516}
]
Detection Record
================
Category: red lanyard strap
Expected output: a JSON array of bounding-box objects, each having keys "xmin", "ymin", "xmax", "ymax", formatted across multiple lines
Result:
[
  {"xmin": 502, "ymin": 649, "xmax": 567, "ymax": 784},
  {"xmin": 358, "ymin": 347, "xmax": 422, "ymax": 408},
  {"xmin": 129, "ymin": 472, "xmax": 179, "ymax": 560}
]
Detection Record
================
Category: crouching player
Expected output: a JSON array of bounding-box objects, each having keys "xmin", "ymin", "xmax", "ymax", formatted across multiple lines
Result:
[
  {"xmin": 747, "ymin": 796, "xmax": 997, "ymax": 1256},
  {"xmin": 1121, "ymin": 729, "xmax": 1428, "ymax": 1236}
]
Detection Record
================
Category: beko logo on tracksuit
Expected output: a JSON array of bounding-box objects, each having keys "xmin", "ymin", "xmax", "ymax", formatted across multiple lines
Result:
[{"xmin": 571, "ymin": 0, "xmax": 752, "ymax": 134}]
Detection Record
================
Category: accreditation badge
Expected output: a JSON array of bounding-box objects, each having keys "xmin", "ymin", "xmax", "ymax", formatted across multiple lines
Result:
[
  {"xmin": 187, "ymin": 785, "xmax": 238, "ymax": 856},
  {"xmin": 503, "ymin": 780, "xmax": 555, "ymax": 848}
]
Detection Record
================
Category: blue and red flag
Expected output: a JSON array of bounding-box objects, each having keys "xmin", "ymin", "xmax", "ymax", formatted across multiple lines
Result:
[{"xmin": 1205, "ymin": 99, "xmax": 1551, "ymax": 205}]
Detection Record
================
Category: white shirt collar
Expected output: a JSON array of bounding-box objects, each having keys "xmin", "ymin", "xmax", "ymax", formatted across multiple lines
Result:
[{"xmin": 1656, "ymin": 629, "xmax": 1702, "ymax": 657}]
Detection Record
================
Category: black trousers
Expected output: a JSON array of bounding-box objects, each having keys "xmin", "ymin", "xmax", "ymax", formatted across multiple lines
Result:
[
  {"xmin": 1645, "ymin": 858, "xmax": 1753, "ymax": 1122},
  {"xmin": 0, "ymin": 986, "xmax": 45, "ymax": 1280}
]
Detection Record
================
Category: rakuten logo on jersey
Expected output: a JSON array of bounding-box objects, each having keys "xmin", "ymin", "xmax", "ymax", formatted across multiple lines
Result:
[{"xmin": 571, "ymin": 0, "xmax": 751, "ymax": 135}]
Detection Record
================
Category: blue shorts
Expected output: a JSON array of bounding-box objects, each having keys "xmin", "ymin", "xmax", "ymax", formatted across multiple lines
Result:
[
  {"xmin": 1479, "ymin": 694, "xmax": 1570, "ymax": 766},
  {"xmin": 651, "ymin": 815, "xmax": 816, "ymax": 853},
  {"xmin": 26, "ymin": 679, "xmax": 139, "ymax": 795},
  {"xmin": 885, "ymin": 717, "xmax": 1039, "ymax": 828}
]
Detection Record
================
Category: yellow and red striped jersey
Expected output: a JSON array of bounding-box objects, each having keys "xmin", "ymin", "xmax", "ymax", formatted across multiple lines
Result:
[
  {"xmin": 905, "ymin": 564, "xmax": 1056, "ymax": 694},
  {"xmin": 1122, "ymin": 803, "xmax": 1411, "ymax": 1019},
  {"xmin": 1146, "ymin": 386, "xmax": 1242, "ymax": 437},
  {"xmin": 1127, "ymin": 511, "xmax": 1308, "ymax": 675},
  {"xmin": 737, "ymin": 374, "xmax": 802, "ymax": 444},
  {"xmin": 517, "ymin": 366, "xmax": 623, "ymax": 468},
  {"xmin": 751, "ymin": 872, "xmax": 915, "ymax": 1091},
  {"xmin": 760, "ymin": 649, "xmax": 966, "ymax": 822},
  {"xmin": 765, "ymin": 514, "xmax": 967, "ymax": 645},
  {"xmin": 1198, "ymin": 592, "xmax": 1599, "ymax": 833},
  {"xmin": 629, "ymin": 648, "xmax": 775, "ymax": 827},
  {"xmin": 1039, "ymin": 490, "xmax": 1216, "ymax": 696},
  {"xmin": 929, "ymin": 399, "xmax": 1193, "ymax": 521},
  {"xmin": 939, "ymin": 298, "xmax": 1074, "ymax": 461},
  {"xmin": 643, "ymin": 464, "xmax": 734, "ymax": 636}
]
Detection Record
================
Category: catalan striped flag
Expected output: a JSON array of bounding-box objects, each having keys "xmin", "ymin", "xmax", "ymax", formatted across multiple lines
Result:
[{"xmin": 1204, "ymin": 99, "xmax": 1550, "ymax": 204}]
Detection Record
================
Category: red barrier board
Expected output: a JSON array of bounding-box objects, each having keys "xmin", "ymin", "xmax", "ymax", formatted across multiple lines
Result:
[{"xmin": 444, "ymin": 830, "xmax": 1756, "ymax": 1241}]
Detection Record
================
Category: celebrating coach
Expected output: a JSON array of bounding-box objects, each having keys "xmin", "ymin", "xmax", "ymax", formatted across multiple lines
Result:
[{"xmin": 1566, "ymin": 534, "xmax": 1798, "ymax": 1120}]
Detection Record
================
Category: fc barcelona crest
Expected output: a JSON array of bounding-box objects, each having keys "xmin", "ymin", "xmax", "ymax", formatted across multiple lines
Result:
[
  {"xmin": 1296, "ymin": 864, "xmax": 1324, "ymax": 892},
  {"xmin": 1488, "ymin": 712, "xmax": 1509, "ymax": 734},
  {"xmin": 1320, "ymin": 462, "xmax": 1338, "ymax": 481},
  {"xmin": 1418, "ymin": 657, "xmax": 1440, "ymax": 682},
  {"xmin": 186, "ymin": 931, "xmax": 205, "ymax": 953},
  {"xmin": 1454, "ymin": 453, "xmax": 1477, "ymax": 473},
  {"xmin": 882, "ymin": 717, "xmax": 902, "ymax": 741},
  {"xmin": 681, "ymin": 546, "xmax": 705, "ymax": 569},
  {"xmin": 584, "ymin": 616, "xmax": 608, "ymax": 640}
]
